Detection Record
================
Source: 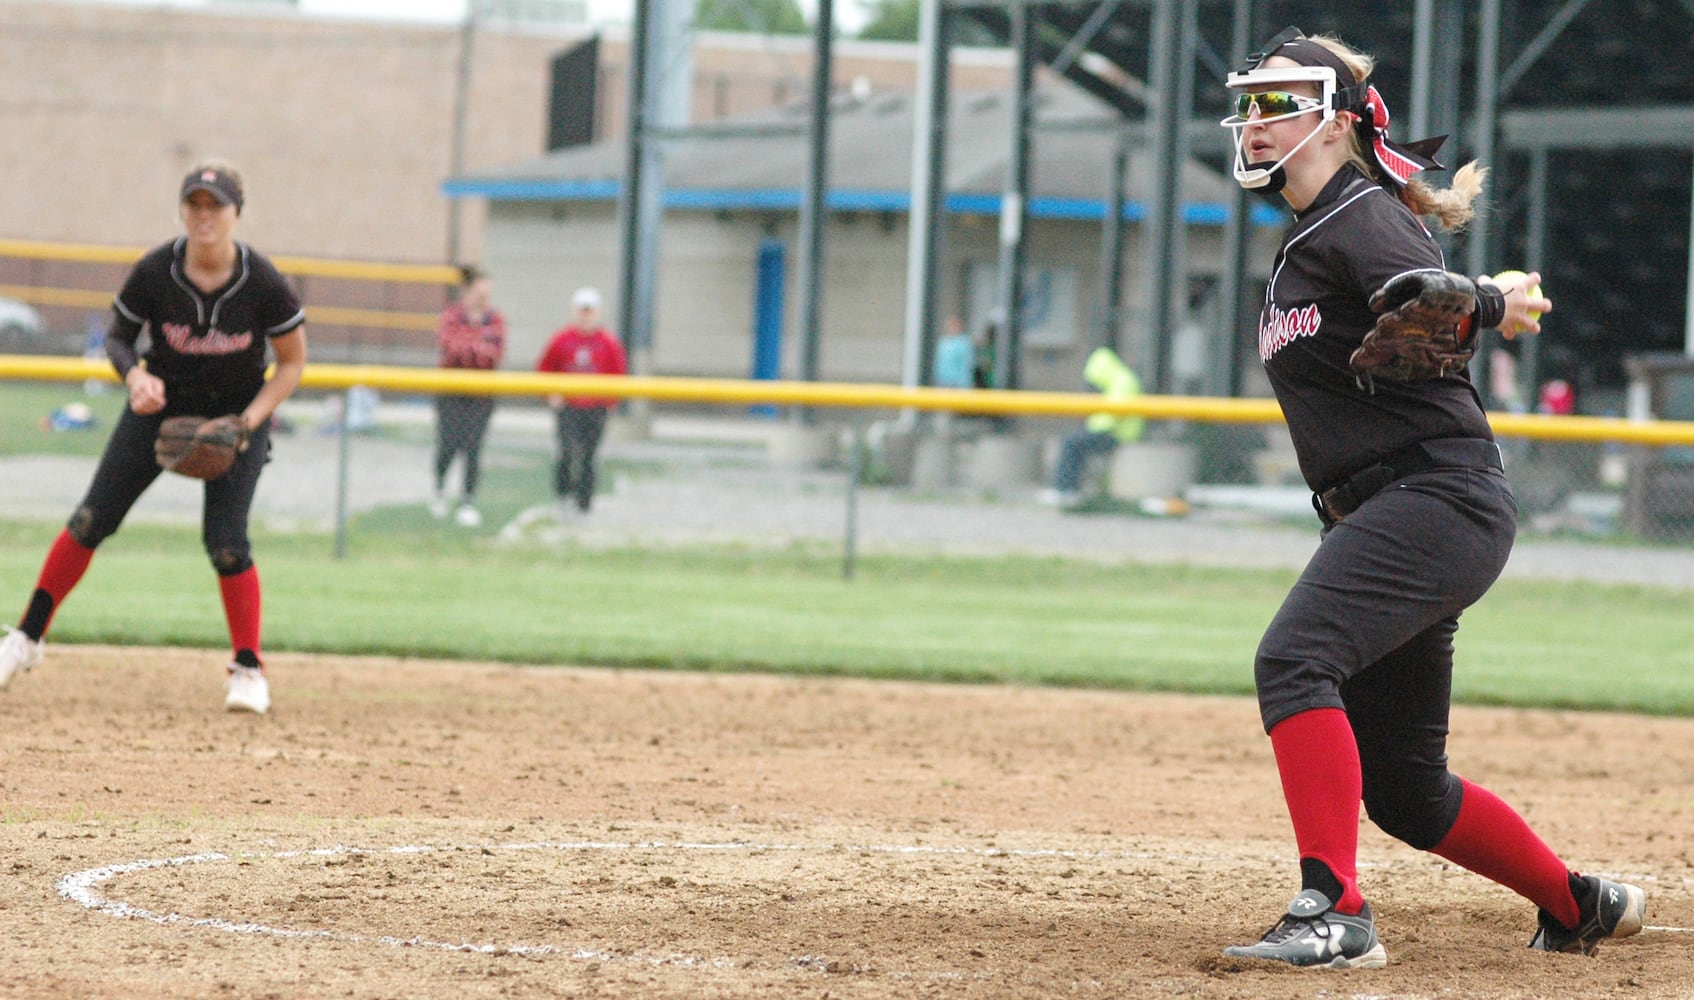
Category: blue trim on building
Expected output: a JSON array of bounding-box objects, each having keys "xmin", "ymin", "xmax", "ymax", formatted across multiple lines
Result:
[
  {"xmin": 440, "ymin": 179, "xmax": 1287, "ymax": 227},
  {"xmin": 441, "ymin": 178, "xmax": 620, "ymax": 200}
]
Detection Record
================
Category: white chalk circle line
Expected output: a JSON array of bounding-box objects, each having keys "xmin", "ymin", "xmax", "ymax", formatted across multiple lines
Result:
[
  {"xmin": 53, "ymin": 839, "xmax": 1144, "ymax": 968},
  {"xmin": 56, "ymin": 840, "xmax": 1694, "ymax": 964}
]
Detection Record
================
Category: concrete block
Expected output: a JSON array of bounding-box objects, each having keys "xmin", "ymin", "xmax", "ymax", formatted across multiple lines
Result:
[
  {"xmin": 1108, "ymin": 441, "xmax": 1197, "ymax": 500},
  {"xmin": 967, "ymin": 435, "xmax": 1041, "ymax": 491},
  {"xmin": 605, "ymin": 412, "xmax": 653, "ymax": 443},
  {"xmin": 910, "ymin": 433, "xmax": 957, "ymax": 490},
  {"xmin": 878, "ymin": 426, "xmax": 917, "ymax": 485},
  {"xmin": 767, "ymin": 425, "xmax": 837, "ymax": 467}
]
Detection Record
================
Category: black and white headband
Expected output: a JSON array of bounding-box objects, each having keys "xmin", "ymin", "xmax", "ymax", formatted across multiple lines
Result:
[{"xmin": 1235, "ymin": 25, "xmax": 1447, "ymax": 187}]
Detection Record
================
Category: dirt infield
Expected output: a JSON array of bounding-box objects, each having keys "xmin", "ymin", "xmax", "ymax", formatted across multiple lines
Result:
[{"xmin": 3, "ymin": 647, "xmax": 1691, "ymax": 999}]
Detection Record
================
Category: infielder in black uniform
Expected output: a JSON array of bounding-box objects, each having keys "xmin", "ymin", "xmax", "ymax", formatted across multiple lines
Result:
[
  {"xmin": 1216, "ymin": 28, "xmax": 1643, "ymax": 968},
  {"xmin": 0, "ymin": 162, "xmax": 306, "ymax": 715}
]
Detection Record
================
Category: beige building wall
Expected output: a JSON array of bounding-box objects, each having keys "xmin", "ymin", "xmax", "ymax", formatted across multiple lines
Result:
[
  {"xmin": 0, "ymin": 1, "xmax": 1012, "ymax": 266},
  {"xmin": 1, "ymin": 1, "xmax": 549, "ymax": 260},
  {"xmin": 478, "ymin": 204, "xmax": 623, "ymax": 367},
  {"xmin": 1, "ymin": 1, "xmax": 1268, "ymax": 392},
  {"xmin": 478, "ymin": 196, "xmax": 1277, "ymax": 394}
]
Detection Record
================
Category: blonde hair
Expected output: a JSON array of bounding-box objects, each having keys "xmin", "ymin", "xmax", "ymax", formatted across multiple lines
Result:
[{"xmin": 1309, "ymin": 36, "xmax": 1484, "ymax": 232}]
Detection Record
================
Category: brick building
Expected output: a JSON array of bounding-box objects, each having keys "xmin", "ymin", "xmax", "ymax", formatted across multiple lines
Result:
[
  {"xmin": 0, "ymin": 0, "xmax": 1018, "ymax": 263},
  {"xmin": 1, "ymin": 0, "xmax": 1277, "ymax": 391}
]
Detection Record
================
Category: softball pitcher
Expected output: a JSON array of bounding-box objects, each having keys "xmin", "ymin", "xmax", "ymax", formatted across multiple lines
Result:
[{"xmin": 1218, "ymin": 27, "xmax": 1642, "ymax": 968}]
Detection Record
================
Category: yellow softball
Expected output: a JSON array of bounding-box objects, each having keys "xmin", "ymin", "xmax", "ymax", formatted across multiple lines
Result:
[{"xmin": 1492, "ymin": 270, "xmax": 1544, "ymax": 323}]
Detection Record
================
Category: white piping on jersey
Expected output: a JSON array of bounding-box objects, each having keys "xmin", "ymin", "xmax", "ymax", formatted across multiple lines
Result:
[
  {"xmin": 209, "ymin": 246, "xmax": 252, "ymax": 331},
  {"xmin": 265, "ymin": 309, "xmax": 306, "ymax": 335},
  {"xmin": 1263, "ymin": 182, "xmax": 1381, "ymax": 306},
  {"xmin": 164, "ymin": 236, "xmax": 205, "ymax": 325},
  {"xmin": 112, "ymin": 296, "xmax": 143, "ymax": 326},
  {"xmin": 1264, "ymin": 181, "xmax": 1451, "ymax": 310},
  {"xmin": 163, "ymin": 238, "xmax": 252, "ymax": 330}
]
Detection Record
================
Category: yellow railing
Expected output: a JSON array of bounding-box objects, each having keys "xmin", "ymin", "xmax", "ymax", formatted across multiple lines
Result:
[
  {"xmin": 7, "ymin": 354, "xmax": 1694, "ymax": 445},
  {"xmin": 0, "ymin": 284, "xmax": 110, "ymax": 311},
  {"xmin": 10, "ymin": 241, "xmax": 1676, "ymax": 446},
  {"xmin": 0, "ymin": 239, "xmax": 453, "ymax": 336},
  {"xmin": 0, "ymin": 238, "xmax": 459, "ymax": 284}
]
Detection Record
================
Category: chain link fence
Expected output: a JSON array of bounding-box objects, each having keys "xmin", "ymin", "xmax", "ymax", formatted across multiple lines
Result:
[{"xmin": 6, "ymin": 361, "xmax": 1694, "ymax": 556}]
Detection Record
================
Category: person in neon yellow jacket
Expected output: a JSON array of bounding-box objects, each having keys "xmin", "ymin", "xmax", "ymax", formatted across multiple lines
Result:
[{"xmin": 1038, "ymin": 347, "xmax": 1144, "ymax": 506}]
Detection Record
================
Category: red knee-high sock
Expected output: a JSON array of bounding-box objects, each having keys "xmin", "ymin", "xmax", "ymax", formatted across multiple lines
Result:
[
  {"xmin": 19, "ymin": 530, "xmax": 96, "ymax": 639},
  {"xmin": 1269, "ymin": 707, "xmax": 1366, "ymax": 914},
  {"xmin": 1431, "ymin": 778, "xmax": 1579, "ymax": 927},
  {"xmin": 217, "ymin": 567, "xmax": 262, "ymax": 667}
]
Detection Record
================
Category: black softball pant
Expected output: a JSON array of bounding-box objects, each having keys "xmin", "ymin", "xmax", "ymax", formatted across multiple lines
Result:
[
  {"xmin": 434, "ymin": 394, "xmax": 495, "ymax": 497},
  {"xmin": 68, "ymin": 406, "xmax": 271, "ymax": 577},
  {"xmin": 1254, "ymin": 465, "xmax": 1517, "ymax": 849},
  {"xmin": 553, "ymin": 406, "xmax": 609, "ymax": 511}
]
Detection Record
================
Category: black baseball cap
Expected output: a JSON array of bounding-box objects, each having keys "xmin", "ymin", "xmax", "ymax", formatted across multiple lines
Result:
[{"xmin": 180, "ymin": 167, "xmax": 244, "ymax": 213}]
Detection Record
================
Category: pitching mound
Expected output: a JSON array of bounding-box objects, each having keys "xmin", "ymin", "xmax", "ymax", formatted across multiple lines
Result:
[{"xmin": 2, "ymin": 647, "xmax": 1689, "ymax": 998}]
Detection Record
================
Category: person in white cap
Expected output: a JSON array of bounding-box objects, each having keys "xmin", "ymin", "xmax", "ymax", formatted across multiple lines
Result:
[{"xmin": 536, "ymin": 287, "xmax": 627, "ymax": 515}]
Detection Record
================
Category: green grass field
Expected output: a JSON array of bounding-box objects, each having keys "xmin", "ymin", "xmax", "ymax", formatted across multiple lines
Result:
[
  {"xmin": 6, "ymin": 379, "xmax": 1693, "ymax": 717},
  {"xmin": 0, "ymin": 382, "xmax": 134, "ymax": 459},
  {"xmin": 3, "ymin": 518, "xmax": 1692, "ymax": 716}
]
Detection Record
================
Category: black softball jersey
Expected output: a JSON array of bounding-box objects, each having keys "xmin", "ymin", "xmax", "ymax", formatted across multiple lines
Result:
[
  {"xmin": 109, "ymin": 238, "xmax": 305, "ymax": 418},
  {"xmin": 1257, "ymin": 164, "xmax": 1493, "ymax": 492}
]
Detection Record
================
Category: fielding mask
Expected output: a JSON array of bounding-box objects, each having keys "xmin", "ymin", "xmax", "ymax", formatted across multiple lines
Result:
[
  {"xmin": 1221, "ymin": 26, "xmax": 1370, "ymax": 194},
  {"xmin": 1222, "ymin": 26, "xmax": 1445, "ymax": 195},
  {"xmin": 1220, "ymin": 64, "xmax": 1338, "ymax": 193}
]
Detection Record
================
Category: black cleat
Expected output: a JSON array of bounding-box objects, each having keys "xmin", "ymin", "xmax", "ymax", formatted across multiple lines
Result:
[
  {"xmin": 1224, "ymin": 889, "xmax": 1388, "ymax": 969},
  {"xmin": 1528, "ymin": 874, "xmax": 1645, "ymax": 955}
]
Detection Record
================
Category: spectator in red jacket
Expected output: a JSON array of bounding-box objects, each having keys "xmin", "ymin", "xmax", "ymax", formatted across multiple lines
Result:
[{"xmin": 536, "ymin": 287, "xmax": 627, "ymax": 515}]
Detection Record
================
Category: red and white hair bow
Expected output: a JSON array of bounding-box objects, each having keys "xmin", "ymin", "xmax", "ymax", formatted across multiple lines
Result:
[{"xmin": 1359, "ymin": 85, "xmax": 1447, "ymax": 187}]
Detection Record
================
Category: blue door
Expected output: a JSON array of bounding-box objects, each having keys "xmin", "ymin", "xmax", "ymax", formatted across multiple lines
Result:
[{"xmin": 750, "ymin": 239, "xmax": 785, "ymax": 417}]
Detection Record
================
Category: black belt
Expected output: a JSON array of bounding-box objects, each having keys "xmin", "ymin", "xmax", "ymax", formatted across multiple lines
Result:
[{"xmin": 1314, "ymin": 438, "xmax": 1504, "ymax": 522}]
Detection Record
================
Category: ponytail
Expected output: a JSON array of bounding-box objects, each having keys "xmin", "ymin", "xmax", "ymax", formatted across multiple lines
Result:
[{"xmin": 1401, "ymin": 161, "xmax": 1487, "ymax": 232}]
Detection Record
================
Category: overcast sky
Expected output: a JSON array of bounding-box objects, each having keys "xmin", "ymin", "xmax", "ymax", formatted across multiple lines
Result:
[
  {"xmin": 83, "ymin": 0, "xmax": 868, "ymax": 30},
  {"xmin": 80, "ymin": 0, "xmax": 628, "ymax": 26}
]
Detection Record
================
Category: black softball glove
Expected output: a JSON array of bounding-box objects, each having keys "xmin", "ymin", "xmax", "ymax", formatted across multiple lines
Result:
[{"xmin": 1350, "ymin": 270, "xmax": 1478, "ymax": 383}]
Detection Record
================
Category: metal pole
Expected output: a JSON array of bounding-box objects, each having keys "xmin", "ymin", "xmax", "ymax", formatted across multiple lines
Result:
[
  {"xmin": 1685, "ymin": 155, "xmax": 1694, "ymax": 356},
  {"xmin": 1173, "ymin": 0, "xmax": 1197, "ymax": 382},
  {"xmin": 900, "ymin": 0, "xmax": 950, "ymax": 398},
  {"xmin": 1216, "ymin": 0, "xmax": 1255, "ymax": 398},
  {"xmin": 446, "ymin": 1, "xmax": 478, "ymax": 265},
  {"xmin": 795, "ymin": 0, "xmax": 834, "ymax": 406},
  {"xmin": 333, "ymin": 389, "xmax": 352, "ymax": 560},
  {"xmin": 1523, "ymin": 147, "xmax": 1548, "ymax": 396},
  {"xmin": 1420, "ymin": 0, "xmax": 1464, "ymax": 264},
  {"xmin": 1409, "ymin": 0, "xmax": 1435, "ymax": 140},
  {"xmin": 1142, "ymin": 0, "xmax": 1192, "ymax": 394},
  {"xmin": 616, "ymin": 0, "xmax": 652, "ymax": 350},
  {"xmin": 842, "ymin": 420, "xmax": 865, "ymax": 580},
  {"xmin": 992, "ymin": 0, "xmax": 1034, "ymax": 393},
  {"xmin": 1467, "ymin": 0, "xmax": 1501, "ymax": 406},
  {"xmin": 1099, "ymin": 131, "xmax": 1128, "ymax": 354}
]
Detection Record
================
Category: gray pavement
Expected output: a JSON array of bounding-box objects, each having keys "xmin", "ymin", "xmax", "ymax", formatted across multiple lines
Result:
[{"xmin": 5, "ymin": 399, "xmax": 1694, "ymax": 590}]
